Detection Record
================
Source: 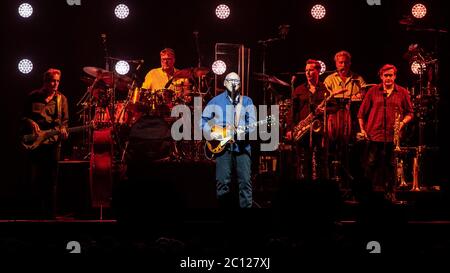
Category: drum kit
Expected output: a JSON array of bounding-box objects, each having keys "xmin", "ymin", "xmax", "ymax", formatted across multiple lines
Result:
[{"xmin": 77, "ymin": 65, "xmax": 211, "ymax": 163}]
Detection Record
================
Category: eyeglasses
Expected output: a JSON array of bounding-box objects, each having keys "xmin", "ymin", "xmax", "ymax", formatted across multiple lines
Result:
[{"xmin": 226, "ymin": 79, "xmax": 240, "ymax": 84}]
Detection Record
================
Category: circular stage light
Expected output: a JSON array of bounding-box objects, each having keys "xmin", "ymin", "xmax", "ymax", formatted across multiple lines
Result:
[
  {"xmin": 411, "ymin": 3, "xmax": 427, "ymax": 19},
  {"xmin": 212, "ymin": 60, "xmax": 227, "ymax": 75},
  {"xmin": 215, "ymin": 4, "xmax": 231, "ymax": 19},
  {"xmin": 411, "ymin": 61, "xmax": 425, "ymax": 75},
  {"xmin": 18, "ymin": 59, "xmax": 33, "ymax": 74},
  {"xmin": 114, "ymin": 4, "xmax": 130, "ymax": 19},
  {"xmin": 18, "ymin": 3, "xmax": 33, "ymax": 18},
  {"xmin": 115, "ymin": 61, "xmax": 130, "ymax": 75},
  {"xmin": 311, "ymin": 4, "xmax": 326, "ymax": 20},
  {"xmin": 317, "ymin": 60, "xmax": 326, "ymax": 75}
]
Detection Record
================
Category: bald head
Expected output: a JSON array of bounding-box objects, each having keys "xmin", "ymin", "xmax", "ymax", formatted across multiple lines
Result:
[{"xmin": 224, "ymin": 72, "xmax": 241, "ymax": 93}]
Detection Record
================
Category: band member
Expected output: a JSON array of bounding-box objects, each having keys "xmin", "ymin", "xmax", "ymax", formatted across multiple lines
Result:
[
  {"xmin": 22, "ymin": 68, "xmax": 69, "ymax": 218},
  {"xmin": 324, "ymin": 51, "xmax": 367, "ymax": 102},
  {"xmin": 323, "ymin": 50, "xmax": 367, "ymax": 182},
  {"xmin": 287, "ymin": 59, "xmax": 329, "ymax": 181},
  {"xmin": 201, "ymin": 72, "xmax": 256, "ymax": 208},
  {"xmin": 358, "ymin": 64, "xmax": 413, "ymax": 202},
  {"xmin": 141, "ymin": 48, "xmax": 191, "ymax": 106}
]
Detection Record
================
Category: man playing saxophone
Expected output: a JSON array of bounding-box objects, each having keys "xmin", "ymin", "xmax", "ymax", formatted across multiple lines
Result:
[
  {"xmin": 286, "ymin": 59, "xmax": 330, "ymax": 181},
  {"xmin": 357, "ymin": 64, "xmax": 414, "ymax": 202}
]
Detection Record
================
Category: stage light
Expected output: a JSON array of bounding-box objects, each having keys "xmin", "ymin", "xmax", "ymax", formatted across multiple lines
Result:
[
  {"xmin": 115, "ymin": 61, "xmax": 130, "ymax": 75},
  {"xmin": 311, "ymin": 4, "xmax": 326, "ymax": 20},
  {"xmin": 114, "ymin": 4, "xmax": 129, "ymax": 19},
  {"xmin": 18, "ymin": 59, "xmax": 33, "ymax": 74},
  {"xmin": 411, "ymin": 3, "xmax": 427, "ymax": 19},
  {"xmin": 411, "ymin": 61, "xmax": 425, "ymax": 75},
  {"xmin": 215, "ymin": 4, "xmax": 230, "ymax": 19},
  {"xmin": 212, "ymin": 60, "xmax": 227, "ymax": 75},
  {"xmin": 317, "ymin": 60, "xmax": 326, "ymax": 75},
  {"xmin": 18, "ymin": 3, "xmax": 33, "ymax": 18}
]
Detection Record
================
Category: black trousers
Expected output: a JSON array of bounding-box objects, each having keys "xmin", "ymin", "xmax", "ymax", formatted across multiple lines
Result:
[
  {"xmin": 28, "ymin": 144, "xmax": 59, "ymax": 218},
  {"xmin": 364, "ymin": 141, "xmax": 395, "ymax": 193}
]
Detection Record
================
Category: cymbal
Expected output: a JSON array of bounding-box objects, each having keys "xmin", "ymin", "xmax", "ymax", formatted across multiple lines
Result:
[
  {"xmin": 83, "ymin": 66, "xmax": 110, "ymax": 78},
  {"xmin": 101, "ymin": 74, "xmax": 132, "ymax": 86},
  {"xmin": 173, "ymin": 68, "xmax": 194, "ymax": 79},
  {"xmin": 83, "ymin": 66, "xmax": 132, "ymax": 85},
  {"xmin": 80, "ymin": 76, "xmax": 94, "ymax": 85},
  {"xmin": 254, "ymin": 73, "xmax": 289, "ymax": 87},
  {"xmin": 193, "ymin": 67, "xmax": 210, "ymax": 77}
]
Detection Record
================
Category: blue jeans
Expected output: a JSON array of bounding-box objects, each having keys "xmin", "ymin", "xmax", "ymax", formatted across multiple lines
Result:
[{"xmin": 216, "ymin": 150, "xmax": 252, "ymax": 208}]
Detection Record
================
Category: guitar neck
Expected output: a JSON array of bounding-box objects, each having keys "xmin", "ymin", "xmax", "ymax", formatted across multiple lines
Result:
[
  {"xmin": 67, "ymin": 125, "xmax": 90, "ymax": 133},
  {"xmin": 26, "ymin": 125, "xmax": 89, "ymax": 140}
]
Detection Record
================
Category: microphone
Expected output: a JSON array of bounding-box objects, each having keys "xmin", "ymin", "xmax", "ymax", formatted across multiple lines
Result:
[
  {"xmin": 193, "ymin": 31, "xmax": 199, "ymax": 37},
  {"xmin": 380, "ymin": 85, "xmax": 388, "ymax": 97},
  {"xmin": 231, "ymin": 84, "xmax": 237, "ymax": 104},
  {"xmin": 135, "ymin": 60, "xmax": 144, "ymax": 71}
]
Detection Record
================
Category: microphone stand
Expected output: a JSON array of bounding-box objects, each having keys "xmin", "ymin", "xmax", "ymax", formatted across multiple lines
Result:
[
  {"xmin": 193, "ymin": 31, "xmax": 203, "ymax": 93},
  {"xmin": 382, "ymin": 90, "xmax": 388, "ymax": 196},
  {"xmin": 323, "ymin": 89, "xmax": 329, "ymax": 180},
  {"xmin": 258, "ymin": 37, "xmax": 280, "ymax": 105}
]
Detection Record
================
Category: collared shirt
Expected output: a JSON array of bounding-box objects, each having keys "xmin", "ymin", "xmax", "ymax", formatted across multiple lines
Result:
[
  {"xmin": 201, "ymin": 91, "xmax": 256, "ymax": 154},
  {"xmin": 24, "ymin": 88, "xmax": 69, "ymax": 143},
  {"xmin": 324, "ymin": 71, "xmax": 367, "ymax": 100},
  {"xmin": 141, "ymin": 67, "xmax": 189, "ymax": 92},
  {"xmin": 357, "ymin": 84, "xmax": 414, "ymax": 142},
  {"xmin": 290, "ymin": 82, "xmax": 329, "ymax": 125}
]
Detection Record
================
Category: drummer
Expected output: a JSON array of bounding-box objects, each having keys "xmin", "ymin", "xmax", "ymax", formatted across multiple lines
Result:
[{"xmin": 141, "ymin": 48, "xmax": 191, "ymax": 107}]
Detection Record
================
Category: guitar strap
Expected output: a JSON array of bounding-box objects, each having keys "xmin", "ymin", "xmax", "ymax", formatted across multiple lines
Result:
[
  {"xmin": 56, "ymin": 92, "xmax": 62, "ymax": 126},
  {"xmin": 234, "ymin": 95, "xmax": 243, "ymax": 128},
  {"xmin": 56, "ymin": 92, "xmax": 62, "ymax": 161}
]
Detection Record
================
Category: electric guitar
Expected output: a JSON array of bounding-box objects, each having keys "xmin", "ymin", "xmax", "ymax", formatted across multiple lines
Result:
[
  {"xmin": 21, "ymin": 123, "xmax": 92, "ymax": 150},
  {"xmin": 204, "ymin": 115, "xmax": 276, "ymax": 160}
]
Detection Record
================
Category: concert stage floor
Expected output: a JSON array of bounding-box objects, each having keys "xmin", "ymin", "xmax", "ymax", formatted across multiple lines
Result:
[{"xmin": 1, "ymin": 188, "xmax": 449, "ymax": 258}]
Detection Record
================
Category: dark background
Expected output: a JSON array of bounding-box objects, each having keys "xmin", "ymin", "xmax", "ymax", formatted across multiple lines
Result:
[{"xmin": 1, "ymin": 0, "xmax": 448, "ymax": 204}]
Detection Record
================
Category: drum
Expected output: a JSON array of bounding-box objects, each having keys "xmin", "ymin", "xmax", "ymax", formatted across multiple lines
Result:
[
  {"xmin": 129, "ymin": 87, "xmax": 152, "ymax": 108},
  {"xmin": 127, "ymin": 88, "xmax": 156, "ymax": 122},
  {"xmin": 327, "ymin": 108, "xmax": 352, "ymax": 143},
  {"xmin": 93, "ymin": 106, "xmax": 111, "ymax": 128},
  {"xmin": 154, "ymin": 88, "xmax": 176, "ymax": 106},
  {"xmin": 173, "ymin": 80, "xmax": 194, "ymax": 104},
  {"xmin": 111, "ymin": 101, "xmax": 130, "ymax": 125},
  {"xmin": 92, "ymin": 83, "xmax": 111, "ymax": 108},
  {"xmin": 125, "ymin": 116, "xmax": 173, "ymax": 168}
]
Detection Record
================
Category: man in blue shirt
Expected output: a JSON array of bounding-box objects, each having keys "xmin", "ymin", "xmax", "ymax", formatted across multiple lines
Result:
[{"xmin": 201, "ymin": 72, "xmax": 256, "ymax": 208}]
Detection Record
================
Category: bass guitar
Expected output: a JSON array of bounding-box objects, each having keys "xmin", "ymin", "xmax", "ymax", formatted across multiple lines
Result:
[{"xmin": 21, "ymin": 124, "xmax": 91, "ymax": 150}]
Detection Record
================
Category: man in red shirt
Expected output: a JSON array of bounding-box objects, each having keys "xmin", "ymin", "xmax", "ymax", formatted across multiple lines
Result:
[{"xmin": 358, "ymin": 64, "xmax": 413, "ymax": 201}]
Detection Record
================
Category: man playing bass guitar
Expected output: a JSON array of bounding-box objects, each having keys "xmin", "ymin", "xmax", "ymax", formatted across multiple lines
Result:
[{"xmin": 22, "ymin": 68, "xmax": 69, "ymax": 218}]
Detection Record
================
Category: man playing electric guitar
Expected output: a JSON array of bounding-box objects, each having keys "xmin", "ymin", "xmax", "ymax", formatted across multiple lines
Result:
[
  {"xmin": 200, "ymin": 72, "xmax": 256, "ymax": 208},
  {"xmin": 22, "ymin": 68, "xmax": 69, "ymax": 218}
]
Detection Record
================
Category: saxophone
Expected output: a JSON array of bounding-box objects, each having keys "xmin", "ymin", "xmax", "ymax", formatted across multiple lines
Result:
[
  {"xmin": 292, "ymin": 89, "xmax": 342, "ymax": 142},
  {"xmin": 292, "ymin": 111, "xmax": 322, "ymax": 142}
]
